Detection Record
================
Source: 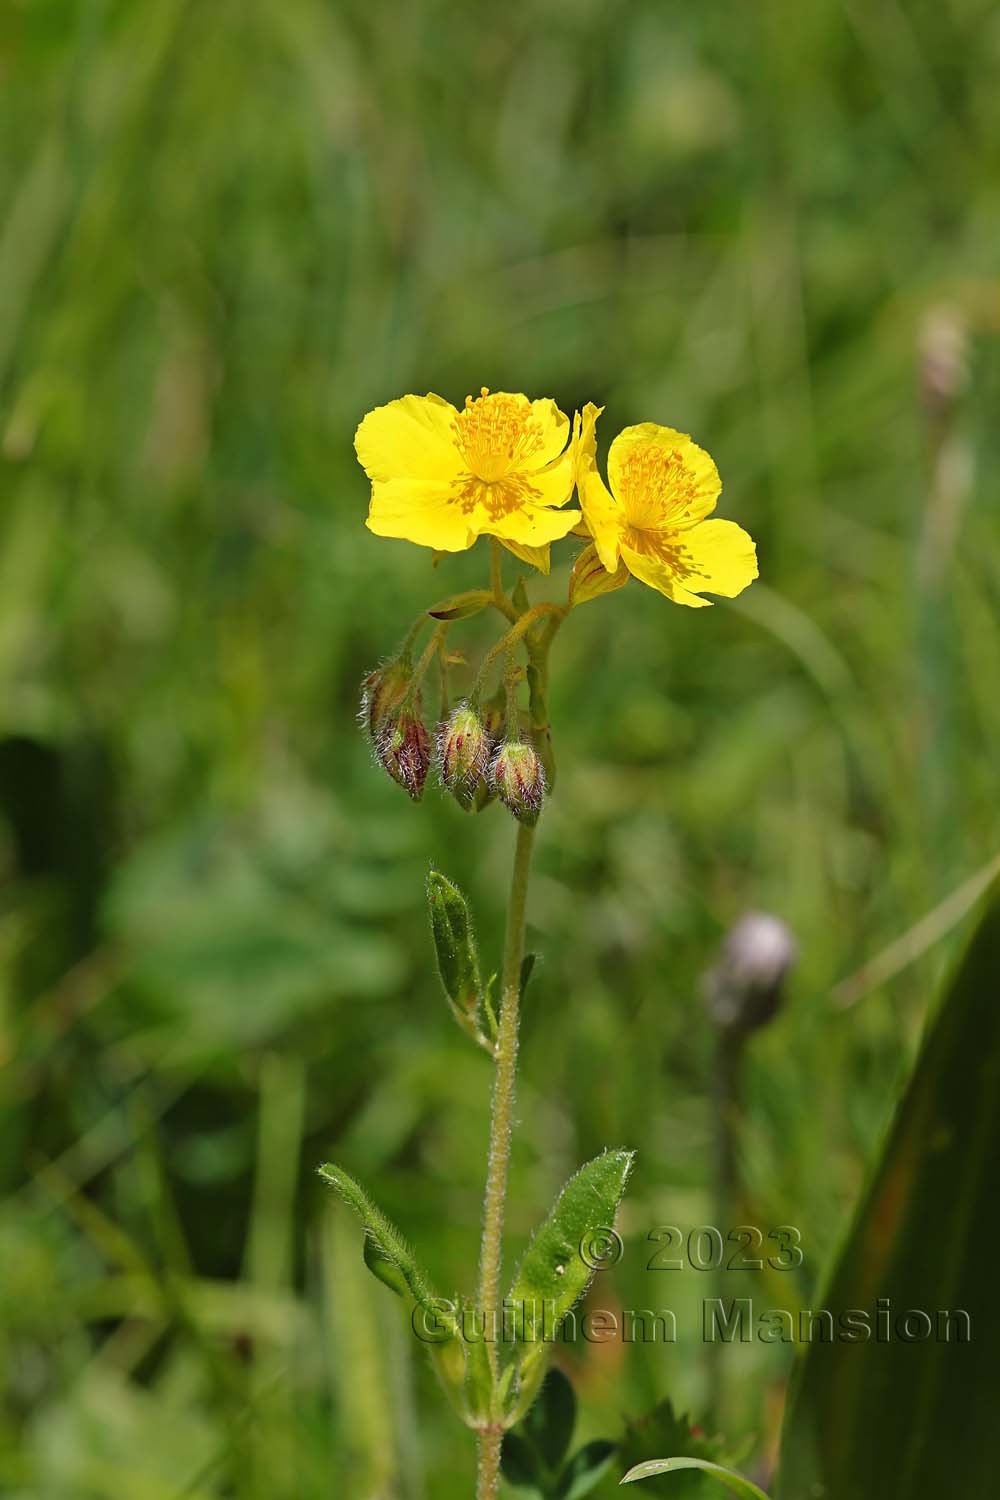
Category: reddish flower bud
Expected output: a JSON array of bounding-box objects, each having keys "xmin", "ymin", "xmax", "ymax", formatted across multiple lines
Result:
[
  {"xmin": 439, "ymin": 702, "xmax": 490, "ymax": 810},
  {"xmin": 359, "ymin": 657, "xmax": 411, "ymax": 739},
  {"xmin": 490, "ymin": 741, "xmax": 546, "ymax": 826},
  {"xmin": 377, "ymin": 710, "xmax": 431, "ymax": 801}
]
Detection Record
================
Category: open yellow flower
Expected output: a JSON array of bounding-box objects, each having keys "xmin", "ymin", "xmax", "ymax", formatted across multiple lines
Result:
[
  {"xmin": 574, "ymin": 404, "xmax": 758, "ymax": 607},
  {"xmin": 355, "ymin": 388, "xmax": 580, "ymax": 573}
]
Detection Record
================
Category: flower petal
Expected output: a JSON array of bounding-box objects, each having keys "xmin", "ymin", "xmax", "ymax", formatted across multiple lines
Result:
[
  {"xmin": 355, "ymin": 394, "xmax": 462, "ymax": 483},
  {"xmin": 501, "ymin": 538, "xmax": 552, "ymax": 574},
  {"xmin": 527, "ymin": 398, "xmax": 572, "ymax": 466},
  {"xmin": 608, "ymin": 423, "xmax": 721, "ymax": 529},
  {"xmin": 483, "ymin": 499, "xmax": 582, "ymax": 547},
  {"xmin": 571, "ymin": 402, "xmax": 603, "ymax": 485},
  {"xmin": 621, "ymin": 518, "xmax": 758, "ymax": 607},
  {"xmin": 526, "ymin": 447, "xmax": 577, "ymax": 511},
  {"xmin": 578, "ymin": 467, "xmax": 624, "ymax": 573},
  {"xmin": 366, "ymin": 477, "xmax": 478, "ymax": 551}
]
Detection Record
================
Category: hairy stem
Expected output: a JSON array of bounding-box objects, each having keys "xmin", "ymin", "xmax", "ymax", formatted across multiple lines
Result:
[
  {"xmin": 475, "ymin": 818, "xmax": 536, "ymax": 1497},
  {"xmin": 476, "ymin": 1427, "xmax": 505, "ymax": 1500},
  {"xmin": 403, "ymin": 622, "xmax": 449, "ymax": 707},
  {"xmin": 475, "ymin": 604, "xmax": 566, "ymax": 695}
]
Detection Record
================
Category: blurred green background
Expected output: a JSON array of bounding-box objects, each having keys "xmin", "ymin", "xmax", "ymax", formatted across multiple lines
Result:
[{"xmin": 2, "ymin": 0, "xmax": 999, "ymax": 1495}]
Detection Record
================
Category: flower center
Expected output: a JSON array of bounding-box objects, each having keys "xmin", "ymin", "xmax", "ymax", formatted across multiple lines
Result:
[
  {"xmin": 617, "ymin": 442, "xmax": 701, "ymax": 531},
  {"xmin": 453, "ymin": 389, "xmax": 544, "ymax": 483}
]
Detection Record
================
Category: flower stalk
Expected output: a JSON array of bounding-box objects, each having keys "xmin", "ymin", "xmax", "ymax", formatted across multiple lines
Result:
[
  {"xmin": 475, "ymin": 816, "xmax": 536, "ymax": 1494},
  {"xmin": 334, "ymin": 381, "xmax": 759, "ymax": 1498}
]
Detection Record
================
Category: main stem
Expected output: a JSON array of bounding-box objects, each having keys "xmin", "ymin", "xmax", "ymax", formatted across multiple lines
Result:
[{"xmin": 475, "ymin": 817, "xmax": 536, "ymax": 1499}]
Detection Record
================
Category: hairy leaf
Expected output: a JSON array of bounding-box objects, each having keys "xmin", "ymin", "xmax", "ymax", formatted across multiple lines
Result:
[
  {"xmin": 505, "ymin": 1150, "xmax": 634, "ymax": 1373},
  {"xmin": 318, "ymin": 1162, "xmax": 450, "ymax": 1330},
  {"xmin": 426, "ymin": 868, "xmax": 486, "ymax": 1043}
]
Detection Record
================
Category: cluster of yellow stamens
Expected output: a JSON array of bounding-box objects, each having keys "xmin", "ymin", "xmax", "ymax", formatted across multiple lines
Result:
[
  {"xmin": 616, "ymin": 442, "xmax": 702, "ymax": 531},
  {"xmin": 453, "ymin": 388, "xmax": 545, "ymax": 483}
]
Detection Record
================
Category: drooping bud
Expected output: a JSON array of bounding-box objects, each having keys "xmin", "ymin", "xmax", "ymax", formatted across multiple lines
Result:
[
  {"xmin": 359, "ymin": 656, "xmax": 411, "ymax": 739},
  {"xmin": 377, "ymin": 709, "xmax": 431, "ymax": 801},
  {"xmin": 704, "ymin": 912, "xmax": 797, "ymax": 1036},
  {"xmin": 490, "ymin": 740, "xmax": 546, "ymax": 826},
  {"xmin": 438, "ymin": 701, "xmax": 490, "ymax": 810},
  {"xmin": 470, "ymin": 689, "xmax": 505, "ymax": 812}
]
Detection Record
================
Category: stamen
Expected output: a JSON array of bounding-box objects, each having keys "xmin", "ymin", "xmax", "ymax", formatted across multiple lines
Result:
[
  {"xmin": 617, "ymin": 443, "xmax": 702, "ymax": 530},
  {"xmin": 453, "ymin": 390, "xmax": 545, "ymax": 484}
]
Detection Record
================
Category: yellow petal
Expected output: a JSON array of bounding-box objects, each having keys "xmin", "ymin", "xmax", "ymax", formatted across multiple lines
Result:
[
  {"xmin": 527, "ymin": 398, "xmax": 572, "ymax": 467},
  {"xmin": 501, "ymin": 538, "xmax": 552, "ymax": 574},
  {"xmin": 482, "ymin": 498, "xmax": 582, "ymax": 548},
  {"xmin": 355, "ymin": 394, "xmax": 461, "ymax": 483},
  {"xmin": 366, "ymin": 477, "xmax": 479, "ymax": 552},
  {"xmin": 571, "ymin": 402, "xmax": 603, "ymax": 485},
  {"xmin": 608, "ymin": 423, "xmax": 721, "ymax": 530},
  {"xmin": 578, "ymin": 467, "xmax": 624, "ymax": 574},
  {"xmin": 621, "ymin": 518, "xmax": 758, "ymax": 607},
  {"xmin": 526, "ymin": 447, "xmax": 577, "ymax": 511}
]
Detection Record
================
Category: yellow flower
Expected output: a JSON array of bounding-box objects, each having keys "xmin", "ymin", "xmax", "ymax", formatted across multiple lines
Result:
[
  {"xmin": 355, "ymin": 388, "xmax": 581, "ymax": 574},
  {"xmin": 574, "ymin": 404, "xmax": 758, "ymax": 607}
]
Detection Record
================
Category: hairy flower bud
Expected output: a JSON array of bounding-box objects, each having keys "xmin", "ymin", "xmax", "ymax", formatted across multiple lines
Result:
[
  {"xmin": 377, "ymin": 709, "xmax": 431, "ymax": 801},
  {"xmin": 439, "ymin": 702, "xmax": 490, "ymax": 810},
  {"xmin": 704, "ymin": 912, "xmax": 798, "ymax": 1035},
  {"xmin": 359, "ymin": 657, "xmax": 411, "ymax": 739},
  {"xmin": 490, "ymin": 741, "xmax": 546, "ymax": 826}
]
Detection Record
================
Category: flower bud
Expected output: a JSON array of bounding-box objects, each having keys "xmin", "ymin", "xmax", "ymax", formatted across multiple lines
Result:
[
  {"xmin": 704, "ymin": 912, "xmax": 797, "ymax": 1036},
  {"xmin": 438, "ymin": 702, "xmax": 490, "ymax": 810},
  {"xmin": 359, "ymin": 657, "xmax": 411, "ymax": 739},
  {"xmin": 490, "ymin": 741, "xmax": 545, "ymax": 826},
  {"xmin": 377, "ymin": 709, "xmax": 431, "ymax": 801}
]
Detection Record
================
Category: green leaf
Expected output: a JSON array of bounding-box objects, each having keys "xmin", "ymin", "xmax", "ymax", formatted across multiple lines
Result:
[
  {"xmin": 777, "ymin": 882, "xmax": 1000, "ymax": 1500},
  {"xmin": 560, "ymin": 1439, "xmax": 618, "ymax": 1498},
  {"xmin": 621, "ymin": 1459, "xmax": 770, "ymax": 1499},
  {"xmin": 501, "ymin": 1431, "xmax": 544, "ymax": 1491},
  {"xmin": 462, "ymin": 1304, "xmax": 496, "ymax": 1426},
  {"xmin": 521, "ymin": 1367, "xmax": 576, "ymax": 1473},
  {"xmin": 426, "ymin": 869, "xmax": 485, "ymax": 1044},
  {"xmin": 505, "ymin": 1149, "xmax": 634, "ymax": 1382},
  {"xmin": 427, "ymin": 588, "xmax": 494, "ymax": 620},
  {"xmin": 520, "ymin": 951, "xmax": 538, "ymax": 1002},
  {"xmin": 362, "ymin": 1232, "xmax": 409, "ymax": 1299},
  {"xmin": 616, "ymin": 1400, "xmax": 722, "ymax": 1497},
  {"xmin": 482, "ymin": 972, "xmax": 499, "ymax": 1043},
  {"xmin": 318, "ymin": 1162, "xmax": 450, "ymax": 1330}
]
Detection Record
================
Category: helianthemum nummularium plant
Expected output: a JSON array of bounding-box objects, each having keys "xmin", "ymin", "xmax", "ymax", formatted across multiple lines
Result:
[{"xmin": 322, "ymin": 387, "xmax": 758, "ymax": 1500}]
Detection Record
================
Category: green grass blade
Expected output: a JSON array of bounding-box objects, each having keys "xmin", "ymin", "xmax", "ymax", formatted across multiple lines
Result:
[{"xmin": 777, "ymin": 882, "xmax": 1000, "ymax": 1498}]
